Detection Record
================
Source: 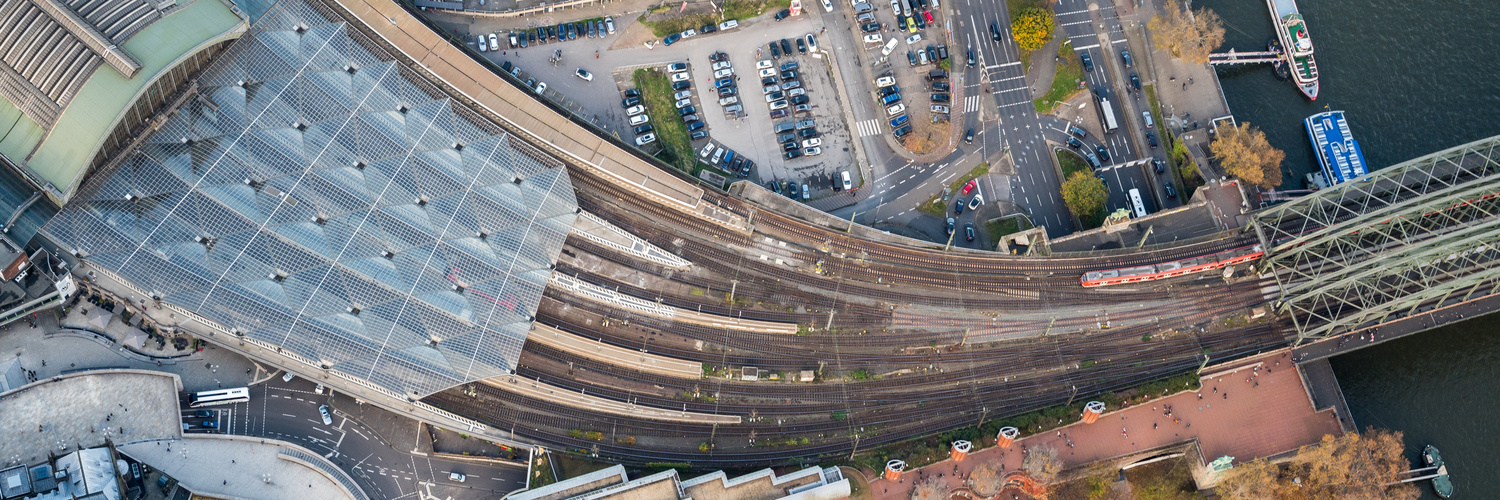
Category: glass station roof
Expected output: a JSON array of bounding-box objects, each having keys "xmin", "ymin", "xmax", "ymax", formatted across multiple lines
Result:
[{"xmin": 43, "ymin": 0, "xmax": 577, "ymax": 396}]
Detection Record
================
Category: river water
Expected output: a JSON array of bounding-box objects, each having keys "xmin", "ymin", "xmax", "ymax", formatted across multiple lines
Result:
[{"xmin": 1195, "ymin": 0, "xmax": 1500, "ymax": 496}]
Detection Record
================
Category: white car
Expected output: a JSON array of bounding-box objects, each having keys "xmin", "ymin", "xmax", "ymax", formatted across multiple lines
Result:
[
  {"xmin": 863, "ymin": 34, "xmax": 884, "ymax": 44},
  {"xmin": 906, "ymin": 33, "xmax": 923, "ymax": 45},
  {"xmin": 756, "ymin": 59, "xmax": 774, "ymax": 70},
  {"xmin": 675, "ymin": 98, "xmax": 693, "ymax": 109},
  {"xmin": 841, "ymin": 170, "xmax": 852, "ymax": 190},
  {"xmin": 635, "ymin": 133, "xmax": 657, "ymax": 145},
  {"xmin": 719, "ymin": 96, "xmax": 739, "ymax": 106},
  {"xmin": 680, "ymin": 29, "xmax": 698, "ymax": 38},
  {"xmin": 449, "ymin": 472, "xmax": 467, "ymax": 483},
  {"xmin": 319, "ymin": 405, "xmax": 332, "ymax": 425},
  {"xmin": 875, "ymin": 76, "xmax": 896, "ymax": 87},
  {"xmin": 605, "ymin": 17, "xmax": 615, "ymax": 34},
  {"xmin": 804, "ymin": 146, "xmax": 823, "ymax": 156},
  {"xmin": 801, "ymin": 138, "xmax": 822, "ymax": 148},
  {"xmin": 626, "ymin": 105, "xmax": 645, "ymax": 116},
  {"xmin": 674, "ymin": 90, "xmax": 693, "ymax": 100},
  {"xmin": 821, "ymin": 0, "xmax": 833, "ymax": 12},
  {"xmin": 575, "ymin": 68, "xmax": 593, "ymax": 81},
  {"xmin": 533, "ymin": 81, "xmax": 547, "ymax": 94},
  {"xmin": 759, "ymin": 68, "xmax": 777, "ymax": 78},
  {"xmin": 806, "ymin": 34, "xmax": 819, "ymax": 52},
  {"xmin": 670, "ymin": 71, "xmax": 691, "ymax": 82},
  {"xmin": 713, "ymin": 68, "xmax": 735, "ymax": 78},
  {"xmin": 477, "ymin": 35, "xmax": 488, "ymax": 52},
  {"xmin": 886, "ymin": 103, "xmax": 906, "ymax": 116},
  {"xmin": 931, "ymin": 104, "xmax": 950, "ymax": 114},
  {"xmin": 712, "ymin": 61, "xmax": 733, "ymax": 71},
  {"xmin": 700, "ymin": 143, "xmax": 717, "ymax": 159},
  {"xmin": 769, "ymin": 99, "xmax": 788, "ymax": 110},
  {"xmin": 630, "ymin": 114, "xmax": 650, "ymax": 126},
  {"xmin": 488, "ymin": 34, "xmax": 499, "ymax": 52},
  {"xmin": 718, "ymin": 20, "xmax": 739, "ymax": 30},
  {"xmin": 787, "ymin": 87, "xmax": 806, "ymax": 97}
]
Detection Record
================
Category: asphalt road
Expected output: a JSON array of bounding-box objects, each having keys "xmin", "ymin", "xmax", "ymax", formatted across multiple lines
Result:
[{"xmin": 191, "ymin": 376, "xmax": 527, "ymax": 500}]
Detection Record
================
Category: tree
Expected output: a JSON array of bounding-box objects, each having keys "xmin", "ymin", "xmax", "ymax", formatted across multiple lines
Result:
[
  {"xmin": 1288, "ymin": 429, "xmax": 1420, "ymax": 500},
  {"xmin": 1148, "ymin": 2, "xmax": 1225, "ymax": 64},
  {"xmin": 1022, "ymin": 444, "xmax": 1063, "ymax": 484},
  {"xmin": 911, "ymin": 475, "xmax": 948, "ymax": 500},
  {"xmin": 1215, "ymin": 428, "xmax": 1420, "ymax": 500},
  {"xmin": 1210, "ymin": 122, "xmax": 1285, "ymax": 188},
  {"xmin": 1010, "ymin": 7, "xmax": 1055, "ymax": 52},
  {"xmin": 1214, "ymin": 458, "xmax": 1278, "ymax": 500},
  {"xmin": 1061, "ymin": 171, "xmax": 1109, "ymax": 227},
  {"xmin": 970, "ymin": 461, "xmax": 1006, "ymax": 497}
]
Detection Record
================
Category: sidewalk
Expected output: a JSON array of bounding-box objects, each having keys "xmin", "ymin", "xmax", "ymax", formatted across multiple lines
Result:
[{"xmin": 1139, "ymin": 0, "xmax": 1229, "ymax": 136}]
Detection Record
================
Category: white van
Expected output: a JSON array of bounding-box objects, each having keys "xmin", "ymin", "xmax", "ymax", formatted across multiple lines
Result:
[{"xmin": 881, "ymin": 38, "xmax": 900, "ymax": 56}]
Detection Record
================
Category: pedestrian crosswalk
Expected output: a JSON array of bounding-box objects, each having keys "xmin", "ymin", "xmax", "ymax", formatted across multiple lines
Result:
[
  {"xmin": 963, "ymin": 95, "xmax": 981, "ymax": 114},
  {"xmin": 856, "ymin": 119, "xmax": 882, "ymax": 137}
]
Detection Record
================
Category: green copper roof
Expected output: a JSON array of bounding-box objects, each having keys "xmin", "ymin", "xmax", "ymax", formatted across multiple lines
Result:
[{"xmin": 23, "ymin": 0, "xmax": 244, "ymax": 196}]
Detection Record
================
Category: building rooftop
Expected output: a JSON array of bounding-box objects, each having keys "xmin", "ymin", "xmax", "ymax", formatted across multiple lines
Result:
[
  {"xmin": 41, "ymin": 0, "xmax": 578, "ymax": 397},
  {"xmin": 507, "ymin": 465, "xmax": 849, "ymax": 500},
  {"xmin": 0, "ymin": 0, "xmax": 245, "ymax": 202},
  {"xmin": 117, "ymin": 435, "xmax": 364, "ymax": 500}
]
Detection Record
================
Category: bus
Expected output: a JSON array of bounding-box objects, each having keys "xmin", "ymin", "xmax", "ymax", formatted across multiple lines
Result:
[
  {"xmin": 1094, "ymin": 89, "xmax": 1119, "ymax": 134},
  {"xmin": 189, "ymin": 387, "xmax": 250, "ymax": 408},
  {"xmin": 1128, "ymin": 189, "xmax": 1147, "ymax": 218}
]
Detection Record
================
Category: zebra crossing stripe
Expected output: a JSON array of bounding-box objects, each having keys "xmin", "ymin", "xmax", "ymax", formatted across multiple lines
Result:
[
  {"xmin": 856, "ymin": 119, "xmax": 882, "ymax": 137},
  {"xmin": 963, "ymin": 95, "xmax": 981, "ymax": 113}
]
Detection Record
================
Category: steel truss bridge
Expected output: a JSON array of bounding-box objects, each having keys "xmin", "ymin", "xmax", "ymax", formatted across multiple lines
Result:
[{"xmin": 1254, "ymin": 134, "xmax": 1500, "ymax": 344}]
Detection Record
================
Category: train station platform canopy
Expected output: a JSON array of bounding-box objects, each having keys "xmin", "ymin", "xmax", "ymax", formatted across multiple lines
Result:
[{"xmin": 41, "ymin": 0, "xmax": 579, "ymax": 397}]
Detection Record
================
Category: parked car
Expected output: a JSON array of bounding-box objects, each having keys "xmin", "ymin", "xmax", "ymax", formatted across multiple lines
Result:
[
  {"xmin": 946, "ymin": 218, "xmax": 956, "ymax": 235},
  {"xmin": 893, "ymin": 124, "xmax": 912, "ymax": 137},
  {"xmin": 964, "ymin": 128, "xmax": 974, "ymax": 144},
  {"xmin": 1145, "ymin": 131, "xmax": 1159, "ymax": 148},
  {"xmin": 715, "ymin": 77, "xmax": 734, "ymax": 88},
  {"xmin": 773, "ymin": 8, "xmax": 791, "ymax": 21},
  {"xmin": 1129, "ymin": 73, "xmax": 1141, "ymax": 91},
  {"xmin": 769, "ymin": 41, "xmax": 782, "ymax": 58},
  {"xmin": 678, "ymin": 105, "xmax": 697, "ymax": 116},
  {"xmin": 890, "ymin": 114, "xmax": 909, "ymax": 127},
  {"xmin": 686, "ymin": 120, "xmax": 705, "ymax": 131},
  {"xmin": 712, "ymin": 60, "xmax": 733, "ymax": 71},
  {"xmin": 906, "ymin": 33, "xmax": 923, "ymax": 45},
  {"xmin": 719, "ymin": 20, "xmax": 739, "ymax": 30},
  {"xmin": 625, "ymin": 105, "xmax": 645, "ymax": 116},
  {"xmin": 1067, "ymin": 137, "xmax": 1082, "ymax": 149},
  {"xmin": 802, "ymin": 138, "xmax": 823, "ymax": 148},
  {"xmin": 629, "ymin": 114, "xmax": 649, "ymax": 126},
  {"xmin": 690, "ymin": 130, "xmax": 709, "ymax": 140},
  {"xmin": 672, "ymin": 81, "xmax": 692, "ymax": 91},
  {"xmin": 965, "ymin": 223, "xmax": 975, "ymax": 241},
  {"xmin": 605, "ymin": 17, "xmax": 615, "ymax": 34},
  {"xmin": 319, "ymin": 405, "xmax": 333, "ymax": 425},
  {"xmin": 930, "ymin": 104, "xmax": 949, "ymax": 114},
  {"xmin": 931, "ymin": 93, "xmax": 950, "ymax": 102},
  {"xmin": 675, "ymin": 98, "xmax": 693, "ymax": 109},
  {"xmin": 780, "ymin": 38, "xmax": 793, "ymax": 54},
  {"xmin": 1121, "ymin": 49, "xmax": 1133, "ymax": 67},
  {"xmin": 770, "ymin": 108, "xmax": 789, "ymax": 119},
  {"xmin": 765, "ymin": 91, "xmax": 785, "ymax": 102},
  {"xmin": 804, "ymin": 146, "xmax": 823, "ymax": 156},
  {"xmin": 634, "ymin": 124, "xmax": 654, "ymax": 135},
  {"xmin": 719, "ymin": 96, "xmax": 739, "ymax": 106},
  {"xmin": 575, "ymin": 68, "xmax": 593, "ymax": 81},
  {"xmin": 862, "ymin": 23, "xmax": 882, "ymax": 33},
  {"xmin": 713, "ymin": 68, "xmax": 734, "ymax": 79},
  {"xmin": 1095, "ymin": 144, "xmax": 1110, "ymax": 162},
  {"xmin": 663, "ymin": 33, "xmax": 681, "ymax": 45}
]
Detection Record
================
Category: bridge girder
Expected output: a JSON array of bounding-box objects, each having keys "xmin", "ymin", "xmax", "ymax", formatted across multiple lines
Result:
[{"xmin": 1252, "ymin": 134, "xmax": 1500, "ymax": 343}]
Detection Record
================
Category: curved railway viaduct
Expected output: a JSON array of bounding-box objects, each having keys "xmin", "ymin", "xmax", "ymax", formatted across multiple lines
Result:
[{"xmin": 112, "ymin": 0, "xmax": 1500, "ymax": 467}]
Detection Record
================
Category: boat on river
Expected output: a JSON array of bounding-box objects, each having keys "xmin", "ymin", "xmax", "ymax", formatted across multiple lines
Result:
[{"xmin": 1267, "ymin": 0, "xmax": 1319, "ymax": 99}]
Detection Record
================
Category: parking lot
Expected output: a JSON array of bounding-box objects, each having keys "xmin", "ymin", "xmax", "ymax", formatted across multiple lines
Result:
[{"xmin": 841, "ymin": 0, "xmax": 953, "ymax": 152}]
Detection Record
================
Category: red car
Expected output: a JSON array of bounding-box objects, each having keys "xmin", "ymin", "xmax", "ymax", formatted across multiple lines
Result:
[
  {"xmin": 961, "ymin": 179, "xmax": 977, "ymax": 195},
  {"xmin": 923, "ymin": 11, "xmax": 934, "ymax": 24}
]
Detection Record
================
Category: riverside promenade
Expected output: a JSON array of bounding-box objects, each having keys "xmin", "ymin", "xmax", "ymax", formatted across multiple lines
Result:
[{"xmin": 864, "ymin": 350, "xmax": 1342, "ymax": 498}]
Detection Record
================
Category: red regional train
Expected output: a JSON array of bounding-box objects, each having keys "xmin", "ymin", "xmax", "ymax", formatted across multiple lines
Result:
[{"xmin": 1080, "ymin": 243, "xmax": 1266, "ymax": 287}]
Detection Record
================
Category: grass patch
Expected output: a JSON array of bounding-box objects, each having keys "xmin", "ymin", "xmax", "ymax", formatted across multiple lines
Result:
[
  {"xmin": 1057, "ymin": 148, "xmax": 1089, "ymax": 179},
  {"xmin": 918, "ymin": 162, "xmax": 991, "ymax": 218},
  {"xmin": 642, "ymin": 0, "xmax": 791, "ymax": 38},
  {"xmin": 632, "ymin": 69, "xmax": 694, "ymax": 172},
  {"xmin": 984, "ymin": 216, "xmax": 1032, "ymax": 240},
  {"xmin": 1035, "ymin": 40, "xmax": 1084, "ymax": 113}
]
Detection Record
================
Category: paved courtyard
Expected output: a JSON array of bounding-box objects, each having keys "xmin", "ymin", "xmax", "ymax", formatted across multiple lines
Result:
[
  {"xmin": 863, "ymin": 350, "xmax": 1342, "ymax": 498},
  {"xmin": 0, "ymin": 370, "xmax": 182, "ymax": 466}
]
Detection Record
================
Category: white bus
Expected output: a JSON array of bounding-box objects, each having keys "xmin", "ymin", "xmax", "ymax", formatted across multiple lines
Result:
[
  {"xmin": 1128, "ymin": 189, "xmax": 1147, "ymax": 218},
  {"xmin": 1092, "ymin": 89, "xmax": 1119, "ymax": 134},
  {"xmin": 189, "ymin": 387, "xmax": 250, "ymax": 408}
]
